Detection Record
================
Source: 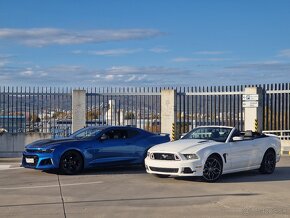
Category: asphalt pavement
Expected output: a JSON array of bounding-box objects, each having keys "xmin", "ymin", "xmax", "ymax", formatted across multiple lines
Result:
[{"xmin": 0, "ymin": 157, "xmax": 290, "ymax": 218}]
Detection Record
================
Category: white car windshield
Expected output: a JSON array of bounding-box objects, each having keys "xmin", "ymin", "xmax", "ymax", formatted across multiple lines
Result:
[
  {"xmin": 70, "ymin": 128, "xmax": 102, "ymax": 139},
  {"xmin": 182, "ymin": 127, "xmax": 232, "ymax": 142}
]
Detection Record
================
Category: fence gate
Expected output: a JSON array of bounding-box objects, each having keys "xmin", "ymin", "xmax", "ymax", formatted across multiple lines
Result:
[
  {"xmin": 175, "ymin": 86, "xmax": 245, "ymax": 138},
  {"xmin": 85, "ymin": 87, "xmax": 162, "ymax": 133}
]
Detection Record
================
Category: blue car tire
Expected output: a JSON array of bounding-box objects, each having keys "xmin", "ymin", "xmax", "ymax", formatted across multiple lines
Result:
[{"xmin": 60, "ymin": 150, "xmax": 84, "ymax": 175}]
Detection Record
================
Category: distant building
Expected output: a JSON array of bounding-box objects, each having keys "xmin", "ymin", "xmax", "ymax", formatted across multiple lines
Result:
[
  {"xmin": 106, "ymin": 100, "xmax": 123, "ymax": 125},
  {"xmin": 0, "ymin": 115, "xmax": 26, "ymax": 133}
]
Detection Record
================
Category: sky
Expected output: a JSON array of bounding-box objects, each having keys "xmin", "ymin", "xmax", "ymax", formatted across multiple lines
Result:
[{"xmin": 0, "ymin": 0, "xmax": 290, "ymax": 87}]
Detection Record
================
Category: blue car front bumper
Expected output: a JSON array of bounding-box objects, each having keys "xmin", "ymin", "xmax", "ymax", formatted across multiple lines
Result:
[{"xmin": 22, "ymin": 152, "xmax": 58, "ymax": 170}]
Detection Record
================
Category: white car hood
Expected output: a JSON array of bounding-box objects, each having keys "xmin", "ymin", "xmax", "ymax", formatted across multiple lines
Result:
[{"xmin": 149, "ymin": 139, "xmax": 219, "ymax": 154}]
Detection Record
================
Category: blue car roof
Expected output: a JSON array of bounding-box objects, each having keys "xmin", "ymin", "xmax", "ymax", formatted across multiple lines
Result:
[{"xmin": 82, "ymin": 125, "xmax": 143, "ymax": 131}]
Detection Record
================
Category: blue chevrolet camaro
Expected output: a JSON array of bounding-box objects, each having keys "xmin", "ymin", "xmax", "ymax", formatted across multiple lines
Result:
[{"xmin": 22, "ymin": 126, "xmax": 170, "ymax": 175}]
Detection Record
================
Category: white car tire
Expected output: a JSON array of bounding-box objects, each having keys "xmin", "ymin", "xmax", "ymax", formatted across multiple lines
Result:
[
  {"xmin": 259, "ymin": 149, "xmax": 276, "ymax": 174},
  {"xmin": 202, "ymin": 155, "xmax": 223, "ymax": 182}
]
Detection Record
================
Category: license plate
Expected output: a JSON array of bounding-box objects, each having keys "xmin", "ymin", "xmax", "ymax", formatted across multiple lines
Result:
[{"xmin": 25, "ymin": 158, "xmax": 34, "ymax": 164}]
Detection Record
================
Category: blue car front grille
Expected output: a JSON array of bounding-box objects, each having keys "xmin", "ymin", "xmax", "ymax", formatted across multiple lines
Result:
[
  {"xmin": 26, "ymin": 149, "xmax": 37, "ymax": 153},
  {"xmin": 39, "ymin": 158, "xmax": 52, "ymax": 166}
]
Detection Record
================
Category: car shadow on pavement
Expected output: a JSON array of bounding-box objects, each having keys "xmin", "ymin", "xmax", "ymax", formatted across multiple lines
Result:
[
  {"xmin": 221, "ymin": 166, "xmax": 290, "ymax": 183},
  {"xmin": 82, "ymin": 165, "xmax": 146, "ymax": 175},
  {"xmin": 44, "ymin": 166, "xmax": 290, "ymax": 182},
  {"xmin": 44, "ymin": 165, "xmax": 146, "ymax": 176},
  {"xmin": 174, "ymin": 167, "xmax": 290, "ymax": 183}
]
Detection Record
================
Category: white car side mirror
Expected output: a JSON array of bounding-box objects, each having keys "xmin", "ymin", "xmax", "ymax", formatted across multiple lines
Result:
[
  {"xmin": 232, "ymin": 136, "xmax": 244, "ymax": 141},
  {"xmin": 180, "ymin": 133, "xmax": 187, "ymax": 139}
]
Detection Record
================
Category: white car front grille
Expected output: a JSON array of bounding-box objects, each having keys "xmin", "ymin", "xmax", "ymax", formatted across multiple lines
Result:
[{"xmin": 151, "ymin": 153, "xmax": 180, "ymax": 161}]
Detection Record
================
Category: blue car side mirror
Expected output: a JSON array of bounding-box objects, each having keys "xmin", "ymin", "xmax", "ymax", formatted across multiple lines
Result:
[{"xmin": 100, "ymin": 134, "xmax": 108, "ymax": 141}]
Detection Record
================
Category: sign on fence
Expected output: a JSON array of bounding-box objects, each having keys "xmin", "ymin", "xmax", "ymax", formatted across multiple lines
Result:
[{"xmin": 242, "ymin": 94, "xmax": 259, "ymax": 101}]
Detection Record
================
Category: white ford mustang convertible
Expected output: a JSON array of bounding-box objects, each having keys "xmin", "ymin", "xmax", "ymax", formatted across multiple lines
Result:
[{"xmin": 145, "ymin": 126, "xmax": 281, "ymax": 182}]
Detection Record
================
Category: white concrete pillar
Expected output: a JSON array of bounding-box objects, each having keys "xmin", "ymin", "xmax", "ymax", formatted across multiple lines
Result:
[
  {"xmin": 72, "ymin": 90, "xmax": 86, "ymax": 133},
  {"xmin": 243, "ymin": 87, "xmax": 263, "ymax": 132},
  {"xmin": 161, "ymin": 90, "xmax": 177, "ymax": 140}
]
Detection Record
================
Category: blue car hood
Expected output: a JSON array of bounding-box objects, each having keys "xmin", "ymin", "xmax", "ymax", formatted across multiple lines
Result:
[{"xmin": 25, "ymin": 138, "xmax": 81, "ymax": 149}]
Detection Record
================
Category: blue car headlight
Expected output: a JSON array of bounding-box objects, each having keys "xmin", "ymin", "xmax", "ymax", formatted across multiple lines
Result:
[
  {"xmin": 41, "ymin": 148, "xmax": 55, "ymax": 153},
  {"xmin": 26, "ymin": 147, "xmax": 56, "ymax": 153}
]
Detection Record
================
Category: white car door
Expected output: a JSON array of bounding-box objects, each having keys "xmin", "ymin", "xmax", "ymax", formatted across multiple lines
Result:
[{"xmin": 228, "ymin": 139, "xmax": 258, "ymax": 170}]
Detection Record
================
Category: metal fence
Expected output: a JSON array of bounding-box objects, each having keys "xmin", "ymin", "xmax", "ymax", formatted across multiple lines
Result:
[
  {"xmin": 262, "ymin": 83, "xmax": 290, "ymax": 131},
  {"xmin": 0, "ymin": 83, "xmax": 289, "ymax": 138},
  {"xmin": 176, "ymin": 86, "xmax": 245, "ymax": 137},
  {"xmin": 0, "ymin": 87, "xmax": 72, "ymax": 137},
  {"xmin": 175, "ymin": 83, "xmax": 290, "ymax": 136},
  {"xmin": 262, "ymin": 130, "xmax": 290, "ymax": 140},
  {"xmin": 85, "ymin": 87, "xmax": 162, "ymax": 133}
]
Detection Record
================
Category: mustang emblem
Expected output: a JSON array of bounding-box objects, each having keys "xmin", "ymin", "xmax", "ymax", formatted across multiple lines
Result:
[{"xmin": 162, "ymin": 154, "xmax": 168, "ymax": 159}]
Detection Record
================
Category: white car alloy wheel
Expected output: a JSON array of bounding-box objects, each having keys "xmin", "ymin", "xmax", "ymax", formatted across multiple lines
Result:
[{"xmin": 202, "ymin": 155, "xmax": 223, "ymax": 182}]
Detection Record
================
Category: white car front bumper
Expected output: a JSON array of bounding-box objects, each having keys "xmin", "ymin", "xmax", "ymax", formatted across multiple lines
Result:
[{"xmin": 145, "ymin": 157, "xmax": 204, "ymax": 177}]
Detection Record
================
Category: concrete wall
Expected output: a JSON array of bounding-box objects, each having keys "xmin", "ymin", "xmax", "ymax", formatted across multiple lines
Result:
[
  {"xmin": 72, "ymin": 89, "xmax": 86, "ymax": 133},
  {"xmin": 281, "ymin": 140, "xmax": 290, "ymax": 155},
  {"xmin": 244, "ymin": 87, "xmax": 263, "ymax": 132},
  {"xmin": 161, "ymin": 90, "xmax": 177, "ymax": 140},
  {"xmin": 0, "ymin": 133, "xmax": 51, "ymax": 158}
]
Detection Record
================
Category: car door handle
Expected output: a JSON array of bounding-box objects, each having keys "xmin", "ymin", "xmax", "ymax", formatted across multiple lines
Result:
[{"xmin": 125, "ymin": 142, "xmax": 132, "ymax": 145}]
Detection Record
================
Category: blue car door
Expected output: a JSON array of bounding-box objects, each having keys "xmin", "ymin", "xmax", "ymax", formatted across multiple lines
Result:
[{"xmin": 93, "ymin": 128, "xmax": 136, "ymax": 165}]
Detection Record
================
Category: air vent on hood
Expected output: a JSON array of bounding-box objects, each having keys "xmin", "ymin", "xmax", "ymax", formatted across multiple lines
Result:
[{"xmin": 197, "ymin": 140, "xmax": 208, "ymax": 143}]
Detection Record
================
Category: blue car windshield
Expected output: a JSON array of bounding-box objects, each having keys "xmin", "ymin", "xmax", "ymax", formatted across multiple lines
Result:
[
  {"xmin": 182, "ymin": 127, "xmax": 232, "ymax": 142},
  {"xmin": 70, "ymin": 128, "xmax": 102, "ymax": 139}
]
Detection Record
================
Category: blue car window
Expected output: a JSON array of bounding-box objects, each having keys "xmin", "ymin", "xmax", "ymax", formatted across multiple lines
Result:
[
  {"xmin": 126, "ymin": 129, "xmax": 139, "ymax": 138},
  {"xmin": 103, "ymin": 130, "xmax": 127, "ymax": 140},
  {"xmin": 71, "ymin": 128, "xmax": 101, "ymax": 139}
]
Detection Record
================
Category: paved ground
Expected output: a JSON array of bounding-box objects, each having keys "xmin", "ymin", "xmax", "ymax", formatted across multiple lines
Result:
[{"xmin": 0, "ymin": 157, "xmax": 290, "ymax": 218}]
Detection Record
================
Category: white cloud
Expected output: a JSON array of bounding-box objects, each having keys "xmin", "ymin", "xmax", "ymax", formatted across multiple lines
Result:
[
  {"xmin": 125, "ymin": 74, "xmax": 147, "ymax": 82},
  {"xmin": 72, "ymin": 50, "xmax": 82, "ymax": 54},
  {"xmin": 75, "ymin": 48, "xmax": 142, "ymax": 56},
  {"xmin": 172, "ymin": 57, "xmax": 194, "ymax": 62},
  {"xmin": 1, "ymin": 61, "xmax": 289, "ymax": 86},
  {"xmin": 106, "ymin": 66, "xmax": 139, "ymax": 74},
  {"xmin": 0, "ymin": 28, "xmax": 163, "ymax": 47},
  {"xmin": 0, "ymin": 59, "xmax": 9, "ymax": 67},
  {"xmin": 193, "ymin": 51, "xmax": 228, "ymax": 55},
  {"xmin": 20, "ymin": 69, "xmax": 34, "ymax": 76},
  {"xmin": 49, "ymin": 65, "xmax": 82, "ymax": 73},
  {"xmin": 105, "ymin": 75, "xmax": 114, "ymax": 80},
  {"xmin": 0, "ymin": 55, "xmax": 13, "ymax": 67},
  {"xmin": 172, "ymin": 57, "xmax": 233, "ymax": 62},
  {"xmin": 277, "ymin": 49, "xmax": 290, "ymax": 58},
  {"xmin": 126, "ymin": 75, "xmax": 137, "ymax": 82},
  {"xmin": 105, "ymin": 65, "xmax": 190, "ymax": 75},
  {"xmin": 226, "ymin": 61, "xmax": 290, "ymax": 71},
  {"xmin": 149, "ymin": 47, "xmax": 169, "ymax": 53}
]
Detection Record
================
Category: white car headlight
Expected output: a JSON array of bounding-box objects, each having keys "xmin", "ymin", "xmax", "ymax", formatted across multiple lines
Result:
[{"xmin": 183, "ymin": 154, "xmax": 199, "ymax": 160}]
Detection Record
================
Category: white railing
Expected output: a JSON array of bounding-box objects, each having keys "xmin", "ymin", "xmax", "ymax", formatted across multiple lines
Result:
[{"xmin": 262, "ymin": 130, "xmax": 290, "ymax": 140}]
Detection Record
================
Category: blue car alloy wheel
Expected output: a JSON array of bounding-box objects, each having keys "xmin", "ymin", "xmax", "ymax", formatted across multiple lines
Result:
[{"xmin": 60, "ymin": 150, "xmax": 84, "ymax": 175}]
